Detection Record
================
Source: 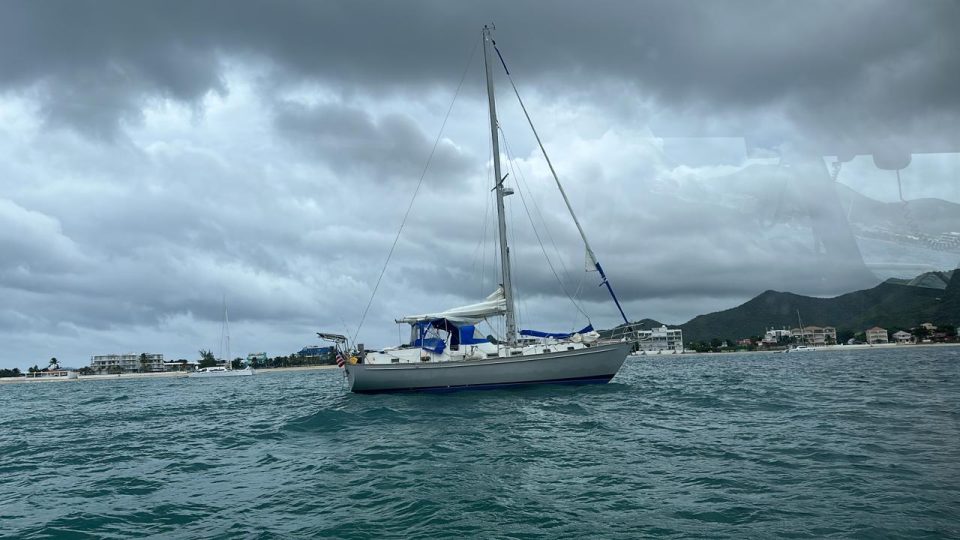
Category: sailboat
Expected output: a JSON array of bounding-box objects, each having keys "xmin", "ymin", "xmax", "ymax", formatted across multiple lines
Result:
[
  {"xmin": 785, "ymin": 309, "xmax": 816, "ymax": 352},
  {"xmin": 190, "ymin": 298, "xmax": 255, "ymax": 377},
  {"xmin": 325, "ymin": 26, "xmax": 635, "ymax": 393}
]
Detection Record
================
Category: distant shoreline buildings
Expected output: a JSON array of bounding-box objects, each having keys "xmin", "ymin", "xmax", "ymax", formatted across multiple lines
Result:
[
  {"xmin": 635, "ymin": 325, "xmax": 684, "ymax": 354},
  {"xmin": 90, "ymin": 353, "xmax": 164, "ymax": 373},
  {"xmin": 866, "ymin": 327, "xmax": 889, "ymax": 344}
]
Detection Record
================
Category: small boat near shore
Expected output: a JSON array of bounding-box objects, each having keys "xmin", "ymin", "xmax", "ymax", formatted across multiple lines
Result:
[
  {"xmin": 189, "ymin": 366, "xmax": 254, "ymax": 378},
  {"xmin": 189, "ymin": 297, "xmax": 255, "ymax": 378}
]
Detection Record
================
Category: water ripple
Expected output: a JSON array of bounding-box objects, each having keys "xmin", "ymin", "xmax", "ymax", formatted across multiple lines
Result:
[{"xmin": 1, "ymin": 348, "xmax": 959, "ymax": 538}]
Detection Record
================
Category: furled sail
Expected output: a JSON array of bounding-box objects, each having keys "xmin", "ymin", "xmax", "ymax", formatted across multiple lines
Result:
[
  {"xmin": 396, "ymin": 287, "xmax": 506, "ymax": 325},
  {"xmin": 520, "ymin": 324, "xmax": 594, "ymax": 339}
]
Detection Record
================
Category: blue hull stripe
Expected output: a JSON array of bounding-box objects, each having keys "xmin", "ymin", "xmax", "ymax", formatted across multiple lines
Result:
[{"xmin": 354, "ymin": 374, "xmax": 615, "ymax": 394}]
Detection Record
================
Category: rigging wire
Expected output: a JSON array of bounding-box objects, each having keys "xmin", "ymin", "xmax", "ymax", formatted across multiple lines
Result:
[
  {"xmin": 467, "ymin": 175, "xmax": 492, "ymax": 292},
  {"xmin": 352, "ymin": 36, "xmax": 481, "ymax": 345},
  {"xmin": 483, "ymin": 94, "xmax": 494, "ymax": 298},
  {"xmin": 569, "ymin": 272, "xmax": 587, "ymax": 330},
  {"xmin": 494, "ymin": 40, "xmax": 630, "ymax": 325},
  {"xmin": 498, "ymin": 122, "xmax": 578, "ymax": 288},
  {"xmin": 516, "ymin": 156, "xmax": 578, "ymax": 291},
  {"xmin": 476, "ymin": 112, "xmax": 495, "ymax": 298},
  {"xmin": 499, "ymin": 127, "xmax": 592, "ymax": 323},
  {"xmin": 508, "ymin": 186, "xmax": 522, "ymax": 331}
]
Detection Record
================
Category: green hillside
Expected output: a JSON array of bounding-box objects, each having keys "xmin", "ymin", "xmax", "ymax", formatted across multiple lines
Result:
[{"xmin": 617, "ymin": 269, "xmax": 960, "ymax": 343}]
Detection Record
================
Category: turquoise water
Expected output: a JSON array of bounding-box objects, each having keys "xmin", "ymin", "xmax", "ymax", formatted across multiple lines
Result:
[{"xmin": 2, "ymin": 348, "xmax": 958, "ymax": 538}]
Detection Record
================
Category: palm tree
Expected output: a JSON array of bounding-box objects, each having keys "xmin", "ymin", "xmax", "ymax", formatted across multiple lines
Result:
[
  {"xmin": 139, "ymin": 353, "xmax": 152, "ymax": 373},
  {"xmin": 48, "ymin": 357, "xmax": 58, "ymax": 370},
  {"xmin": 198, "ymin": 349, "xmax": 217, "ymax": 369}
]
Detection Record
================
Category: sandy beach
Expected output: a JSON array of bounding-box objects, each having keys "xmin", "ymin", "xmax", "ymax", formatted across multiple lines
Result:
[{"xmin": 0, "ymin": 365, "xmax": 338, "ymax": 385}]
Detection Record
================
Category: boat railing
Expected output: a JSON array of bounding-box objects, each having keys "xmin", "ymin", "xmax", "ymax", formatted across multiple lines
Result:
[{"xmin": 604, "ymin": 323, "xmax": 645, "ymax": 344}]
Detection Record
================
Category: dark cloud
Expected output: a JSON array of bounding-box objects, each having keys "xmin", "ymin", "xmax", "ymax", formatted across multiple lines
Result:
[
  {"xmin": 273, "ymin": 100, "xmax": 471, "ymax": 183},
  {"xmin": 3, "ymin": 1, "xmax": 956, "ymax": 150},
  {"xmin": 0, "ymin": 0, "xmax": 957, "ymax": 368}
]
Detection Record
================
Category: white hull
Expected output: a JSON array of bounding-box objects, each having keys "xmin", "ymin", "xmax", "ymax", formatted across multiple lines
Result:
[
  {"xmin": 188, "ymin": 368, "xmax": 255, "ymax": 378},
  {"xmin": 331, "ymin": 28, "xmax": 636, "ymax": 395},
  {"xmin": 345, "ymin": 342, "xmax": 630, "ymax": 393}
]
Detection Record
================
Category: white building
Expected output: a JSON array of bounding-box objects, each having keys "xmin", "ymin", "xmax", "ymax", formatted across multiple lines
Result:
[
  {"xmin": 162, "ymin": 360, "xmax": 198, "ymax": 372},
  {"xmin": 789, "ymin": 326, "xmax": 838, "ymax": 345},
  {"xmin": 90, "ymin": 353, "xmax": 164, "ymax": 373},
  {"xmin": 865, "ymin": 327, "xmax": 889, "ymax": 344},
  {"xmin": 892, "ymin": 330, "xmax": 914, "ymax": 344},
  {"xmin": 762, "ymin": 328, "xmax": 793, "ymax": 346},
  {"xmin": 635, "ymin": 325, "xmax": 683, "ymax": 354}
]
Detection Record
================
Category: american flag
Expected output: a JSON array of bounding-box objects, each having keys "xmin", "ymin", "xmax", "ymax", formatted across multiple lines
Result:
[{"xmin": 336, "ymin": 351, "xmax": 345, "ymax": 368}]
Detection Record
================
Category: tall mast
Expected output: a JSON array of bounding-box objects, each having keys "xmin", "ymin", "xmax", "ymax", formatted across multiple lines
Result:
[
  {"xmin": 226, "ymin": 303, "xmax": 231, "ymax": 369},
  {"xmin": 796, "ymin": 310, "xmax": 804, "ymax": 346},
  {"xmin": 483, "ymin": 25, "xmax": 517, "ymax": 345},
  {"xmin": 222, "ymin": 295, "xmax": 232, "ymax": 370}
]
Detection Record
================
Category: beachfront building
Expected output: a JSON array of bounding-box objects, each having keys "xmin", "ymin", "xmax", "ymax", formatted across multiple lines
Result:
[
  {"xmin": 25, "ymin": 369, "xmax": 76, "ymax": 379},
  {"xmin": 761, "ymin": 328, "xmax": 792, "ymax": 346},
  {"xmin": 162, "ymin": 360, "xmax": 198, "ymax": 372},
  {"xmin": 298, "ymin": 346, "xmax": 334, "ymax": 358},
  {"xmin": 789, "ymin": 326, "xmax": 838, "ymax": 345},
  {"xmin": 90, "ymin": 353, "xmax": 164, "ymax": 373},
  {"xmin": 892, "ymin": 330, "xmax": 914, "ymax": 344},
  {"xmin": 635, "ymin": 325, "xmax": 684, "ymax": 354},
  {"xmin": 866, "ymin": 327, "xmax": 889, "ymax": 344}
]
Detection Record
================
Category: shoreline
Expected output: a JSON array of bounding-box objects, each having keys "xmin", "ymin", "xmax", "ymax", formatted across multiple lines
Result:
[
  {"xmin": 5, "ymin": 342, "xmax": 959, "ymax": 384},
  {"xmin": 638, "ymin": 341, "xmax": 960, "ymax": 358},
  {"xmin": 0, "ymin": 364, "xmax": 339, "ymax": 385}
]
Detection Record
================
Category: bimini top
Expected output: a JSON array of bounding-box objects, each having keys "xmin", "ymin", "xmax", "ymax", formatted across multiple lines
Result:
[{"xmin": 396, "ymin": 287, "xmax": 506, "ymax": 325}]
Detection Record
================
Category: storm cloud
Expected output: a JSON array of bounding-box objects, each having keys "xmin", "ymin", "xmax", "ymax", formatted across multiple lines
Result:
[{"xmin": 0, "ymin": 0, "xmax": 957, "ymax": 367}]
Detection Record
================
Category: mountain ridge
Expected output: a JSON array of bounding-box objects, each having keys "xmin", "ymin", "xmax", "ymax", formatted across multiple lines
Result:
[{"xmin": 620, "ymin": 269, "xmax": 960, "ymax": 343}]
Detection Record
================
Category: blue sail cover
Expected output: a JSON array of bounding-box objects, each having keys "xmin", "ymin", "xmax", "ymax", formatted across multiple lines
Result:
[
  {"xmin": 413, "ymin": 320, "xmax": 448, "ymax": 352},
  {"xmin": 415, "ymin": 337, "xmax": 446, "ymax": 354},
  {"xmin": 519, "ymin": 324, "xmax": 594, "ymax": 339},
  {"xmin": 412, "ymin": 319, "xmax": 487, "ymax": 352},
  {"xmin": 458, "ymin": 324, "xmax": 489, "ymax": 345}
]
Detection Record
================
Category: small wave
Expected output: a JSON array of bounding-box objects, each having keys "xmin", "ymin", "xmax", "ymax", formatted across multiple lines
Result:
[
  {"xmin": 79, "ymin": 395, "xmax": 112, "ymax": 405},
  {"xmin": 91, "ymin": 475, "xmax": 164, "ymax": 496},
  {"xmin": 257, "ymin": 453, "xmax": 280, "ymax": 466},
  {"xmin": 4, "ymin": 348, "xmax": 959, "ymax": 539},
  {"xmin": 162, "ymin": 461, "xmax": 219, "ymax": 473},
  {"xmin": 282, "ymin": 409, "xmax": 354, "ymax": 433},
  {"xmin": 674, "ymin": 506, "xmax": 769, "ymax": 525}
]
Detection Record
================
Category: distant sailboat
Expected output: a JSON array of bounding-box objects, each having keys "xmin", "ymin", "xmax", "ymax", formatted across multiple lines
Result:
[
  {"xmin": 190, "ymin": 298, "xmax": 254, "ymax": 377},
  {"xmin": 785, "ymin": 310, "xmax": 816, "ymax": 353}
]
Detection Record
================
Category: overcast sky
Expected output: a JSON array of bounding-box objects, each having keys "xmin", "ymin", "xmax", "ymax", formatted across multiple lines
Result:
[{"xmin": 1, "ymin": 0, "xmax": 958, "ymax": 368}]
